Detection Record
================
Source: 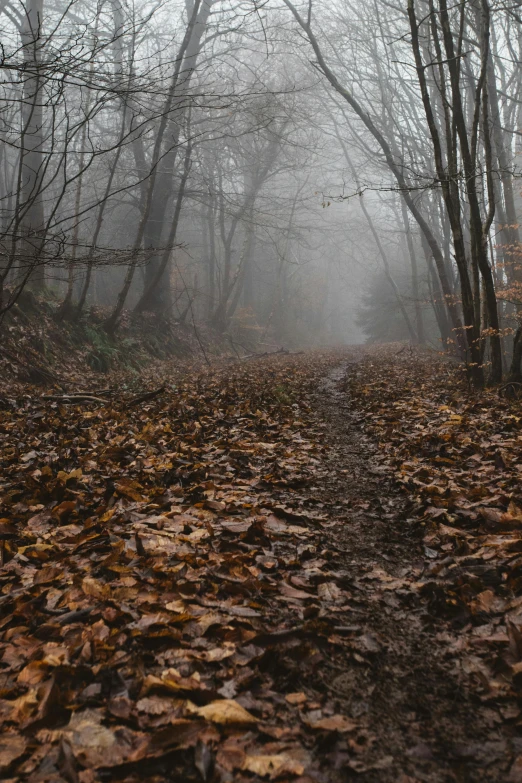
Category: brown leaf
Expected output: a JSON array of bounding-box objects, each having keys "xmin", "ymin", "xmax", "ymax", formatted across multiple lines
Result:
[
  {"xmin": 304, "ymin": 714, "xmax": 357, "ymax": 732},
  {"xmin": 195, "ymin": 740, "xmax": 214, "ymax": 781},
  {"xmin": 317, "ymin": 582, "xmax": 342, "ymax": 602},
  {"xmin": 216, "ymin": 741, "xmax": 246, "ymax": 771},
  {"xmin": 82, "ymin": 577, "xmax": 111, "ymax": 600},
  {"xmin": 285, "ymin": 692, "xmax": 308, "ymax": 705},
  {"xmin": 0, "ymin": 733, "xmax": 27, "ymax": 771},
  {"xmin": 509, "ymin": 756, "xmax": 522, "ymax": 783},
  {"xmin": 34, "ymin": 566, "xmax": 64, "ymax": 585},
  {"xmin": 57, "ymin": 738, "xmax": 80, "ymax": 783},
  {"xmin": 280, "ymin": 582, "xmax": 314, "ymax": 601},
  {"xmin": 18, "ymin": 661, "xmax": 49, "ymax": 685},
  {"xmin": 221, "ymin": 520, "xmax": 252, "ymax": 533},
  {"xmin": 54, "ymin": 709, "xmax": 149, "ymax": 769},
  {"xmin": 53, "ymin": 501, "xmax": 77, "ymax": 520},
  {"xmin": 11, "ymin": 688, "xmax": 39, "ymax": 724},
  {"xmin": 149, "ymin": 721, "xmax": 208, "ymax": 753},
  {"xmin": 114, "ymin": 480, "xmax": 145, "ymax": 502}
]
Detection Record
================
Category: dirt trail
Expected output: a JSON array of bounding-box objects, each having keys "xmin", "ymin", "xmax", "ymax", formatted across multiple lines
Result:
[{"xmin": 293, "ymin": 354, "xmax": 512, "ymax": 781}]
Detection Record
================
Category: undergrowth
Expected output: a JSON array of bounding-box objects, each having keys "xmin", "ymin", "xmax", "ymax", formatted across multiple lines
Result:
[{"xmin": 0, "ymin": 294, "xmax": 234, "ymax": 386}]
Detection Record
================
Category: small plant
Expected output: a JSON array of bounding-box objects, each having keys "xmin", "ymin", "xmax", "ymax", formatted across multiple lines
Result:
[
  {"xmin": 273, "ymin": 384, "xmax": 293, "ymax": 404},
  {"xmin": 84, "ymin": 325, "xmax": 118, "ymax": 373}
]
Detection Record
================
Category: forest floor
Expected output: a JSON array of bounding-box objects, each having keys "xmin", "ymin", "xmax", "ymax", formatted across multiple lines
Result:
[{"xmin": 1, "ymin": 346, "xmax": 522, "ymax": 782}]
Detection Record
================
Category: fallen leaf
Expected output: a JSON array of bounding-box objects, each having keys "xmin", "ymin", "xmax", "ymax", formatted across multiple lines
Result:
[
  {"xmin": 242, "ymin": 752, "xmax": 306, "ymax": 777},
  {"xmin": 304, "ymin": 714, "xmax": 357, "ymax": 732},
  {"xmin": 0, "ymin": 734, "xmax": 27, "ymax": 771},
  {"xmin": 286, "ymin": 692, "xmax": 308, "ymax": 705},
  {"xmin": 195, "ymin": 699, "xmax": 258, "ymax": 725}
]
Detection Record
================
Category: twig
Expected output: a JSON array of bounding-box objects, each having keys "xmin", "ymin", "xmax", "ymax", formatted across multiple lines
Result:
[
  {"xmin": 124, "ymin": 386, "xmax": 166, "ymax": 408},
  {"xmin": 42, "ymin": 394, "xmax": 107, "ymax": 403},
  {"xmin": 42, "ymin": 394, "xmax": 108, "ymax": 404},
  {"xmin": 228, "ymin": 336, "xmax": 253, "ymax": 355},
  {"xmin": 81, "ymin": 388, "xmax": 114, "ymax": 396}
]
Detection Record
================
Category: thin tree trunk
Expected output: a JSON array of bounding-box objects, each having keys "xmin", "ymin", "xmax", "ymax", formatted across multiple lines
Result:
[
  {"xmin": 134, "ymin": 138, "xmax": 192, "ymax": 314},
  {"xmin": 408, "ymin": 0, "xmax": 485, "ymax": 383},
  {"xmin": 20, "ymin": 0, "xmax": 45, "ymax": 292},
  {"xmin": 400, "ymin": 199, "xmax": 425, "ymax": 344},
  {"xmin": 104, "ymin": 0, "xmax": 203, "ymax": 333},
  {"xmin": 140, "ymin": 1, "xmax": 213, "ymax": 314}
]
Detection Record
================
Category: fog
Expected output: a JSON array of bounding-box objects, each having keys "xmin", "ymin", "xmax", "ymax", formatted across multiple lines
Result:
[{"xmin": 1, "ymin": 0, "xmax": 521, "ymax": 380}]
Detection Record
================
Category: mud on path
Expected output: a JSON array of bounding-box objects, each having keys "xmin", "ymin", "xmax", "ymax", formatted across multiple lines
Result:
[{"xmin": 297, "ymin": 353, "xmax": 513, "ymax": 782}]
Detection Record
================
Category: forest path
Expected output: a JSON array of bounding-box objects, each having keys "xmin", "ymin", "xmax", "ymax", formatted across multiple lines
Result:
[
  {"xmin": 0, "ymin": 348, "xmax": 515, "ymax": 782},
  {"xmin": 305, "ymin": 354, "xmax": 512, "ymax": 781}
]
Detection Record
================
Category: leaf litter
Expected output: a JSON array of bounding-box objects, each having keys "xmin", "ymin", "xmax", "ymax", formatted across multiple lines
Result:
[
  {"xmin": 345, "ymin": 345, "xmax": 522, "ymax": 781},
  {"xmin": 0, "ymin": 352, "xmax": 371, "ymax": 782},
  {"xmin": 2, "ymin": 346, "xmax": 521, "ymax": 782}
]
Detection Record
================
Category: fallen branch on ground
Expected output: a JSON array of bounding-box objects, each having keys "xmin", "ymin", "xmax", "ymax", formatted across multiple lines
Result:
[
  {"xmin": 42, "ymin": 394, "xmax": 108, "ymax": 404},
  {"xmin": 124, "ymin": 385, "xmax": 167, "ymax": 408}
]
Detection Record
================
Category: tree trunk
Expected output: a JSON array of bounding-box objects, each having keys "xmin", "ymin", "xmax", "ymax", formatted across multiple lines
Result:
[
  {"xmin": 140, "ymin": 1, "xmax": 213, "ymax": 314},
  {"xmin": 401, "ymin": 199, "xmax": 425, "ymax": 345},
  {"xmin": 134, "ymin": 138, "xmax": 192, "ymax": 314},
  {"xmin": 509, "ymin": 326, "xmax": 522, "ymax": 380},
  {"xmin": 105, "ymin": 0, "xmax": 203, "ymax": 332},
  {"xmin": 20, "ymin": 0, "xmax": 45, "ymax": 292}
]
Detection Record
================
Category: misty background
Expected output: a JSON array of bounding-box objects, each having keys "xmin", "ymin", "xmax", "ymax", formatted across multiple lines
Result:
[{"xmin": 1, "ymin": 0, "xmax": 521, "ymax": 374}]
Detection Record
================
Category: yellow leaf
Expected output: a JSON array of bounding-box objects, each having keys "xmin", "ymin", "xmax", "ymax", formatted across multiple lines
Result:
[
  {"xmin": 195, "ymin": 699, "xmax": 257, "ymax": 725},
  {"xmin": 100, "ymin": 508, "xmax": 115, "ymax": 523},
  {"xmin": 508, "ymin": 502, "xmax": 522, "ymax": 521},
  {"xmin": 57, "ymin": 468, "xmax": 82, "ymax": 483},
  {"xmin": 242, "ymin": 752, "xmax": 307, "ymax": 777},
  {"xmin": 447, "ymin": 415, "xmax": 462, "ymax": 425},
  {"xmin": 18, "ymin": 543, "xmax": 53, "ymax": 555},
  {"xmin": 17, "ymin": 662, "xmax": 48, "ymax": 686}
]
